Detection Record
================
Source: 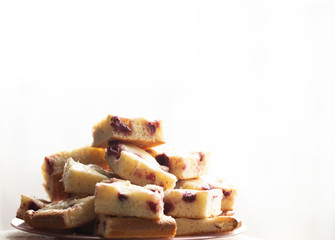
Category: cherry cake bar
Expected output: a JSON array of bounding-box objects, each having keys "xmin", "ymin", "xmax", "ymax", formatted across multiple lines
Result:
[
  {"xmin": 105, "ymin": 141, "xmax": 177, "ymax": 190},
  {"xmin": 95, "ymin": 178, "xmax": 165, "ymax": 219},
  {"xmin": 92, "ymin": 115, "xmax": 165, "ymax": 148},
  {"xmin": 16, "ymin": 115, "xmax": 241, "ymax": 238},
  {"xmin": 146, "ymin": 146, "xmax": 209, "ymax": 179},
  {"xmin": 176, "ymin": 175, "xmax": 236, "ymax": 212}
]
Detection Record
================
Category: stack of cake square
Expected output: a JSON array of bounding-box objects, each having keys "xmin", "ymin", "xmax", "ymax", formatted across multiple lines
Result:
[{"xmin": 16, "ymin": 115, "xmax": 240, "ymax": 238}]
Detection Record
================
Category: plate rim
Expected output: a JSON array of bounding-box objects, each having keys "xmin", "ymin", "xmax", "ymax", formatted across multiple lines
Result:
[{"xmin": 11, "ymin": 217, "xmax": 246, "ymax": 239}]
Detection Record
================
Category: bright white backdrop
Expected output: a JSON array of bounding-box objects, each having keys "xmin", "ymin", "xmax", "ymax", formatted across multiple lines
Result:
[{"xmin": 1, "ymin": 1, "xmax": 335, "ymax": 240}]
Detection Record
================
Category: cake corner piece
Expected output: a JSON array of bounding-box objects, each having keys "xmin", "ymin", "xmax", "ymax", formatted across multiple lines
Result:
[{"xmin": 92, "ymin": 115, "xmax": 165, "ymax": 149}]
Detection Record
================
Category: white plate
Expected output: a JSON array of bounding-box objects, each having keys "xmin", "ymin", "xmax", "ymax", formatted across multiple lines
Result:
[{"xmin": 11, "ymin": 218, "xmax": 246, "ymax": 239}]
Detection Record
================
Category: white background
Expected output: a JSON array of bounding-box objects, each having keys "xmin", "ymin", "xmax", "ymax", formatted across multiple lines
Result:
[{"xmin": 1, "ymin": 1, "xmax": 335, "ymax": 239}]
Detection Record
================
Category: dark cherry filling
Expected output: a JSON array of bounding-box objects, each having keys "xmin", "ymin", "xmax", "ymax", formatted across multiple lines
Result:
[
  {"xmin": 103, "ymin": 220, "xmax": 107, "ymax": 230},
  {"xmin": 164, "ymin": 201, "xmax": 174, "ymax": 214},
  {"xmin": 27, "ymin": 201, "xmax": 40, "ymax": 211},
  {"xmin": 222, "ymin": 189, "xmax": 232, "ymax": 198},
  {"xmin": 147, "ymin": 201, "xmax": 158, "ymax": 213},
  {"xmin": 198, "ymin": 152, "xmax": 205, "ymax": 162},
  {"xmin": 110, "ymin": 116, "xmax": 131, "ymax": 134},
  {"xmin": 214, "ymin": 224, "xmax": 221, "ymax": 229},
  {"xmin": 134, "ymin": 167, "xmax": 142, "ymax": 177},
  {"xmin": 148, "ymin": 188, "xmax": 161, "ymax": 194},
  {"xmin": 146, "ymin": 172, "xmax": 156, "ymax": 181},
  {"xmin": 147, "ymin": 121, "xmax": 160, "ymax": 135},
  {"xmin": 155, "ymin": 154, "xmax": 169, "ymax": 167},
  {"xmin": 95, "ymin": 219, "xmax": 100, "ymax": 228},
  {"xmin": 106, "ymin": 141, "xmax": 122, "ymax": 159},
  {"xmin": 45, "ymin": 157, "xmax": 54, "ymax": 175},
  {"xmin": 182, "ymin": 192, "xmax": 197, "ymax": 202},
  {"xmin": 201, "ymin": 183, "xmax": 214, "ymax": 190},
  {"xmin": 118, "ymin": 192, "xmax": 128, "ymax": 201}
]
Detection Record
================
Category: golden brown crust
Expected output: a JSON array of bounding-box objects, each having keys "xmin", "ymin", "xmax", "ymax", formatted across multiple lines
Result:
[
  {"xmin": 96, "ymin": 215, "xmax": 176, "ymax": 238},
  {"xmin": 175, "ymin": 216, "xmax": 239, "ymax": 236},
  {"xmin": 24, "ymin": 210, "xmax": 67, "ymax": 229},
  {"xmin": 43, "ymin": 174, "xmax": 69, "ymax": 201},
  {"xmin": 23, "ymin": 196, "xmax": 96, "ymax": 230}
]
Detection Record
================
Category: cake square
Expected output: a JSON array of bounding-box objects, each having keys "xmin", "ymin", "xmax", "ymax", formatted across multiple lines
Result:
[
  {"xmin": 163, "ymin": 189, "xmax": 223, "ymax": 218},
  {"xmin": 147, "ymin": 146, "xmax": 209, "ymax": 179},
  {"xmin": 176, "ymin": 176, "xmax": 236, "ymax": 211},
  {"xmin": 92, "ymin": 115, "xmax": 165, "ymax": 148},
  {"xmin": 106, "ymin": 142, "xmax": 177, "ymax": 190},
  {"xmin": 95, "ymin": 179, "xmax": 165, "ymax": 219}
]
